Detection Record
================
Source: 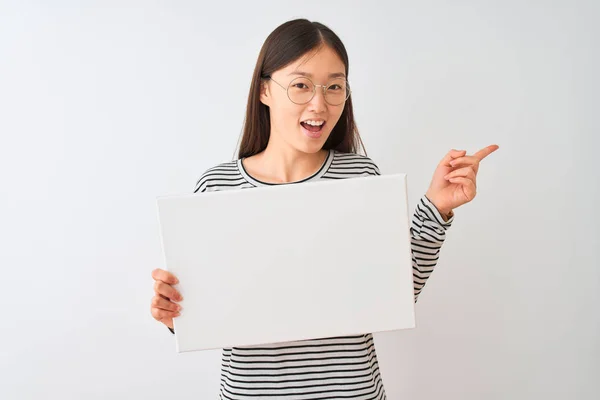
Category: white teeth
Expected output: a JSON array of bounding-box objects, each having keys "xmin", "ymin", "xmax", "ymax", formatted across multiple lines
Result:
[{"xmin": 303, "ymin": 120, "xmax": 325, "ymax": 126}]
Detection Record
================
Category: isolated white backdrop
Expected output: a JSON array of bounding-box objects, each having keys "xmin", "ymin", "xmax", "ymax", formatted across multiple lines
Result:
[{"xmin": 1, "ymin": 1, "xmax": 598, "ymax": 399}]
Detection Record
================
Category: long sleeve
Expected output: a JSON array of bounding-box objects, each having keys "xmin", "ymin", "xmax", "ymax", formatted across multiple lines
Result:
[
  {"xmin": 410, "ymin": 194, "xmax": 454, "ymax": 302},
  {"xmin": 364, "ymin": 159, "xmax": 453, "ymax": 303}
]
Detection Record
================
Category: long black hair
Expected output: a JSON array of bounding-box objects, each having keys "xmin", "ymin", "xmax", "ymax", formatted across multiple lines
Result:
[{"xmin": 236, "ymin": 19, "xmax": 366, "ymax": 159}]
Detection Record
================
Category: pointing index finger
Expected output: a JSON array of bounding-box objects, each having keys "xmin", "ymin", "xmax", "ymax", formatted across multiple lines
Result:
[{"xmin": 473, "ymin": 144, "xmax": 499, "ymax": 161}]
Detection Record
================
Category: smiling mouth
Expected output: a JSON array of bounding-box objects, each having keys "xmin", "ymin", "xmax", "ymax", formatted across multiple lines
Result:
[{"xmin": 300, "ymin": 120, "xmax": 326, "ymax": 133}]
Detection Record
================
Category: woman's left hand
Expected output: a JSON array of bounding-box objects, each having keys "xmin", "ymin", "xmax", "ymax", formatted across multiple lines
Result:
[{"xmin": 425, "ymin": 144, "xmax": 499, "ymax": 219}]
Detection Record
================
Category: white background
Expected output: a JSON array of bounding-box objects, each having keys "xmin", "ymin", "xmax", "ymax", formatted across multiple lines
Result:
[{"xmin": 1, "ymin": 1, "xmax": 598, "ymax": 399}]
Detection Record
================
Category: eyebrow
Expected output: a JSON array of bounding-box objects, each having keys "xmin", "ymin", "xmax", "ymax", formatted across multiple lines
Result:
[{"xmin": 289, "ymin": 71, "xmax": 346, "ymax": 79}]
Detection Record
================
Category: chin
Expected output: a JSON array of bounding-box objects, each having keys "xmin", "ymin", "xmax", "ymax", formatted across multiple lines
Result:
[
  {"xmin": 294, "ymin": 130, "xmax": 331, "ymax": 153},
  {"xmin": 295, "ymin": 138, "xmax": 329, "ymax": 154}
]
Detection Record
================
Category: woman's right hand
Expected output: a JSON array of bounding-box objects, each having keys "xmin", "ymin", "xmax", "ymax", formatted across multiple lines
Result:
[{"xmin": 151, "ymin": 268, "xmax": 182, "ymax": 330}]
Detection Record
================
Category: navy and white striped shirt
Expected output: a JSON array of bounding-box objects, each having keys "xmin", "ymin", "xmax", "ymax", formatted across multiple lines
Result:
[{"xmin": 187, "ymin": 149, "xmax": 453, "ymax": 399}]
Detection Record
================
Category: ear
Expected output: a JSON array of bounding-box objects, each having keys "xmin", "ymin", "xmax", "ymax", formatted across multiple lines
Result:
[{"xmin": 259, "ymin": 80, "xmax": 271, "ymax": 107}]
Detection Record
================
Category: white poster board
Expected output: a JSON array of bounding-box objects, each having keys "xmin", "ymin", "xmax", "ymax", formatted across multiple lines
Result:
[{"xmin": 156, "ymin": 173, "xmax": 415, "ymax": 353}]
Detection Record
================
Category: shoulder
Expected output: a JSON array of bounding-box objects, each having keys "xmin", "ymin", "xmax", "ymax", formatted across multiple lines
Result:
[
  {"xmin": 329, "ymin": 150, "xmax": 381, "ymax": 176},
  {"xmin": 193, "ymin": 160, "xmax": 242, "ymax": 193}
]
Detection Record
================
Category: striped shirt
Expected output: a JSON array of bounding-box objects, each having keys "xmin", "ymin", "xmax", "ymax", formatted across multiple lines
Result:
[{"xmin": 187, "ymin": 149, "xmax": 453, "ymax": 399}]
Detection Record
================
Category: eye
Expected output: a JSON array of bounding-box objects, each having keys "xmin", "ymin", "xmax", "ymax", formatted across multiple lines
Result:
[
  {"xmin": 293, "ymin": 83, "xmax": 309, "ymax": 89},
  {"xmin": 328, "ymin": 84, "xmax": 342, "ymax": 91}
]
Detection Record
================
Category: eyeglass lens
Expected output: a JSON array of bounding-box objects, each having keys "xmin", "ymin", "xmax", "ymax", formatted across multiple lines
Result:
[{"xmin": 287, "ymin": 77, "xmax": 350, "ymax": 105}]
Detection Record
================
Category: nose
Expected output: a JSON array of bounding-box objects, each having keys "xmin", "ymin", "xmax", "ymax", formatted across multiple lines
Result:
[{"xmin": 307, "ymin": 86, "xmax": 327, "ymax": 113}]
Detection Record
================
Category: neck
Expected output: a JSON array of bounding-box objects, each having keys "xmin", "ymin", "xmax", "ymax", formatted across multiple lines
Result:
[{"xmin": 255, "ymin": 136, "xmax": 328, "ymax": 184}]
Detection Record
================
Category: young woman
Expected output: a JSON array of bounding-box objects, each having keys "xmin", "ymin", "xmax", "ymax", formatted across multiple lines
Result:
[{"xmin": 151, "ymin": 18, "xmax": 498, "ymax": 400}]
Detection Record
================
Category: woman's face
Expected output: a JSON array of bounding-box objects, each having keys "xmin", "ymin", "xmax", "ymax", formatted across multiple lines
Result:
[{"xmin": 260, "ymin": 45, "xmax": 347, "ymax": 154}]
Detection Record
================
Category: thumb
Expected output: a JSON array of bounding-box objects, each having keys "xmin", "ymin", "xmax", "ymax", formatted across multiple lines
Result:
[{"xmin": 439, "ymin": 149, "xmax": 466, "ymax": 167}]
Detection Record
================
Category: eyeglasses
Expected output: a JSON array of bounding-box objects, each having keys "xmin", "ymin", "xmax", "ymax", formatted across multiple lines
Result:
[{"xmin": 267, "ymin": 76, "xmax": 351, "ymax": 106}]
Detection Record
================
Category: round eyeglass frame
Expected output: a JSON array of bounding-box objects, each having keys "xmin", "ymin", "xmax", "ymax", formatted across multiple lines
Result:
[{"xmin": 266, "ymin": 75, "xmax": 351, "ymax": 106}]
